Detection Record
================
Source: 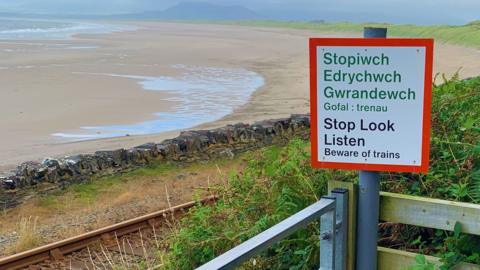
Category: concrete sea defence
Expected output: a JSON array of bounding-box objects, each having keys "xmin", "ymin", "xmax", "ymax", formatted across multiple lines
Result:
[{"xmin": 0, "ymin": 114, "xmax": 310, "ymax": 209}]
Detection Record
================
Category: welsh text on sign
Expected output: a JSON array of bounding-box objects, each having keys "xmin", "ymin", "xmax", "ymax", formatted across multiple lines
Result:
[{"xmin": 309, "ymin": 38, "xmax": 434, "ymax": 173}]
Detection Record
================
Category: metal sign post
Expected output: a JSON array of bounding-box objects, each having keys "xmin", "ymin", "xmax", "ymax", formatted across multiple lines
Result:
[
  {"xmin": 355, "ymin": 27, "xmax": 386, "ymax": 270},
  {"xmin": 309, "ymin": 27, "xmax": 433, "ymax": 270}
]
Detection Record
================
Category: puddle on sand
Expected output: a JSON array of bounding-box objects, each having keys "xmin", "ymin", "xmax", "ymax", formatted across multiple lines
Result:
[{"xmin": 52, "ymin": 65, "xmax": 265, "ymax": 140}]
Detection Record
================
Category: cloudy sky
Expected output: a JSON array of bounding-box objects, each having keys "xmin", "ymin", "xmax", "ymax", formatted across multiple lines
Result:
[{"xmin": 0, "ymin": 0, "xmax": 478, "ymax": 25}]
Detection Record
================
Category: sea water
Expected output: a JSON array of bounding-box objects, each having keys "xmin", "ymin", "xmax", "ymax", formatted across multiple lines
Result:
[
  {"xmin": 0, "ymin": 17, "xmax": 131, "ymax": 40},
  {"xmin": 52, "ymin": 65, "xmax": 265, "ymax": 140},
  {"xmin": 0, "ymin": 19, "xmax": 266, "ymax": 140}
]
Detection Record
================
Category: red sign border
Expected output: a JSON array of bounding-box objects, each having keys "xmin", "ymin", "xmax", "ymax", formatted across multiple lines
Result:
[{"xmin": 309, "ymin": 38, "xmax": 434, "ymax": 173}]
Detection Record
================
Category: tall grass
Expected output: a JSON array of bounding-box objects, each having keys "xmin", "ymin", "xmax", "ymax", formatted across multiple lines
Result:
[
  {"xmin": 8, "ymin": 217, "xmax": 41, "ymax": 253},
  {"xmin": 158, "ymin": 75, "xmax": 479, "ymax": 269},
  {"xmin": 162, "ymin": 140, "xmax": 338, "ymax": 269}
]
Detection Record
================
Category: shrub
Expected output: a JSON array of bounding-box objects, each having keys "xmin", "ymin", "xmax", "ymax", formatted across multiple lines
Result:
[{"xmin": 162, "ymin": 76, "xmax": 479, "ymax": 269}]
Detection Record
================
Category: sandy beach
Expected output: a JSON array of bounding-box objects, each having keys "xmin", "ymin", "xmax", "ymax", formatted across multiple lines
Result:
[{"xmin": 1, "ymin": 21, "xmax": 480, "ymax": 172}]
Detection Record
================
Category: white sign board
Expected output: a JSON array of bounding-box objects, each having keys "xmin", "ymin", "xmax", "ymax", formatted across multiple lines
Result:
[{"xmin": 310, "ymin": 38, "xmax": 433, "ymax": 173}]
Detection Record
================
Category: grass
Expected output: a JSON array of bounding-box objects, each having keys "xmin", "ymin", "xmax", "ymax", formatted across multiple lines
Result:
[
  {"xmin": 1, "ymin": 74, "xmax": 475, "ymax": 268},
  {"xmin": 0, "ymin": 158, "xmax": 245, "ymax": 256},
  {"xmin": 2, "ymin": 67, "xmax": 478, "ymax": 269},
  {"xmin": 157, "ymin": 75, "xmax": 479, "ymax": 269},
  {"xmin": 6, "ymin": 217, "xmax": 41, "ymax": 254},
  {"xmin": 36, "ymin": 161, "xmax": 177, "ymax": 209},
  {"xmin": 192, "ymin": 20, "xmax": 480, "ymax": 48},
  {"xmin": 162, "ymin": 140, "xmax": 331, "ymax": 269},
  {"xmin": 2, "ymin": 74, "xmax": 476, "ymax": 268}
]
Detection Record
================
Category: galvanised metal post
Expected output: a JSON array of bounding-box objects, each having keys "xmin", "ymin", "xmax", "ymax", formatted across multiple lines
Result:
[
  {"xmin": 356, "ymin": 27, "xmax": 387, "ymax": 270},
  {"xmin": 320, "ymin": 196, "xmax": 336, "ymax": 269},
  {"xmin": 319, "ymin": 189, "xmax": 349, "ymax": 270},
  {"xmin": 332, "ymin": 189, "xmax": 348, "ymax": 270}
]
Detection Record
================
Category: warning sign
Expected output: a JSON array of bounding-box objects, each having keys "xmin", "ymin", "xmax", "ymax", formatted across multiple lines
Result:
[{"xmin": 310, "ymin": 38, "xmax": 434, "ymax": 173}]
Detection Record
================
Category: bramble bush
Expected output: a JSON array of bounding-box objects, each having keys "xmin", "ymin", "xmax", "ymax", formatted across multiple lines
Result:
[
  {"xmin": 162, "ymin": 75, "xmax": 479, "ymax": 269},
  {"xmin": 163, "ymin": 140, "xmax": 344, "ymax": 269}
]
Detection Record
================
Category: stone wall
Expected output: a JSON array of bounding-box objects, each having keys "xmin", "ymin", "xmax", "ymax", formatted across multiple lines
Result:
[{"xmin": 0, "ymin": 114, "xmax": 310, "ymax": 209}]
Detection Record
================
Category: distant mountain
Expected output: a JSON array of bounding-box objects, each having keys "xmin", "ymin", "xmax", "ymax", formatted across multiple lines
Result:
[
  {"xmin": 0, "ymin": 2, "xmax": 264, "ymax": 21},
  {"xmin": 117, "ymin": 2, "xmax": 262, "ymax": 20}
]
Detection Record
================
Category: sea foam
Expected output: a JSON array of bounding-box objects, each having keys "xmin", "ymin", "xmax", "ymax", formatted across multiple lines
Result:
[
  {"xmin": 53, "ymin": 65, "xmax": 265, "ymax": 140},
  {"xmin": 0, "ymin": 18, "xmax": 134, "ymax": 40}
]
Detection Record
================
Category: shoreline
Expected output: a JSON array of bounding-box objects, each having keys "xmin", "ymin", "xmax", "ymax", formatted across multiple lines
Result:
[
  {"xmin": 2, "ymin": 21, "xmax": 480, "ymax": 173},
  {"xmin": 0, "ymin": 21, "xmax": 316, "ymax": 173}
]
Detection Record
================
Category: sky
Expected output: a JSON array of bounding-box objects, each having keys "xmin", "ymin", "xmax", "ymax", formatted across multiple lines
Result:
[{"xmin": 0, "ymin": 0, "xmax": 478, "ymax": 25}]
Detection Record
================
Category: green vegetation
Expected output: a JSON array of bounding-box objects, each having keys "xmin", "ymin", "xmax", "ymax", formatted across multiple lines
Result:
[
  {"xmin": 402, "ymin": 73, "xmax": 479, "ymax": 201},
  {"xmin": 160, "ymin": 75, "xmax": 479, "ymax": 269},
  {"xmin": 163, "ymin": 139, "xmax": 338, "ymax": 269},
  {"xmin": 211, "ymin": 20, "xmax": 480, "ymax": 48},
  {"xmin": 7, "ymin": 217, "xmax": 41, "ymax": 254},
  {"xmin": 411, "ymin": 255, "xmax": 436, "ymax": 270},
  {"xmin": 37, "ymin": 161, "xmax": 177, "ymax": 209}
]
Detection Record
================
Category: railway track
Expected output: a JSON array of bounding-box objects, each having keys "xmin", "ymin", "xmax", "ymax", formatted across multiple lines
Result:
[{"xmin": 0, "ymin": 196, "xmax": 216, "ymax": 270}]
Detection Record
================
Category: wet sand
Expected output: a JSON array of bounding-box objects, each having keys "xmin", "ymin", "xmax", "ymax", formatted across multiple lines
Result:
[{"xmin": 1, "ymin": 21, "xmax": 480, "ymax": 173}]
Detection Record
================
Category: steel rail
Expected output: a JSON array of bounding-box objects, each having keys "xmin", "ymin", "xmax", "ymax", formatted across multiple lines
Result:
[{"xmin": 0, "ymin": 196, "xmax": 216, "ymax": 270}]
